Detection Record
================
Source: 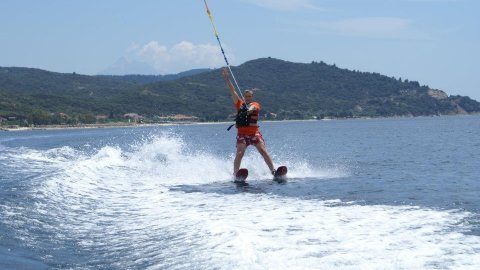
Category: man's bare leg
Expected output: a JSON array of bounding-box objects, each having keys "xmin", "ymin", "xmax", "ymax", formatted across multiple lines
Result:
[
  {"xmin": 234, "ymin": 143, "xmax": 247, "ymax": 175},
  {"xmin": 254, "ymin": 142, "xmax": 275, "ymax": 173}
]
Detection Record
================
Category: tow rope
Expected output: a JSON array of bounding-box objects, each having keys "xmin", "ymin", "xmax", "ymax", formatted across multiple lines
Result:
[{"xmin": 203, "ymin": 0, "xmax": 244, "ymax": 101}]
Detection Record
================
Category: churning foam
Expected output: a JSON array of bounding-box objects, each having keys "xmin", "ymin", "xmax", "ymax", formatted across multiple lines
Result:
[
  {"xmin": 3, "ymin": 133, "xmax": 480, "ymax": 269},
  {"xmin": 8, "ymin": 132, "xmax": 345, "ymax": 185}
]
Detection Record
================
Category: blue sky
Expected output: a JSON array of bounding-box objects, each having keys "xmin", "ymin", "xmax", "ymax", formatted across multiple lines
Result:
[{"xmin": 1, "ymin": 0, "xmax": 479, "ymax": 100}]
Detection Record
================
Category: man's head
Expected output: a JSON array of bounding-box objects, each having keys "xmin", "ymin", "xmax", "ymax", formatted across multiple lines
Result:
[{"xmin": 244, "ymin": 89, "xmax": 253, "ymax": 103}]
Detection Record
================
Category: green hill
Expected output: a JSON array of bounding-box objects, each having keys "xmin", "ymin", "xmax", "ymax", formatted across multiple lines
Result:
[
  {"xmin": 1, "ymin": 58, "xmax": 479, "ymax": 125},
  {"xmin": 97, "ymin": 68, "xmax": 212, "ymax": 84}
]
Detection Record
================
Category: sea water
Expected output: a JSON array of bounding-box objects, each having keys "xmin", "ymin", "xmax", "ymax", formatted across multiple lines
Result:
[{"xmin": 0, "ymin": 116, "xmax": 479, "ymax": 269}]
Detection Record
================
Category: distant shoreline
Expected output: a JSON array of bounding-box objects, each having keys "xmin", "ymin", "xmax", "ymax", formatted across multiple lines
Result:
[
  {"xmin": 0, "ymin": 122, "xmax": 199, "ymax": 132},
  {"xmin": 1, "ymin": 114, "xmax": 477, "ymax": 132}
]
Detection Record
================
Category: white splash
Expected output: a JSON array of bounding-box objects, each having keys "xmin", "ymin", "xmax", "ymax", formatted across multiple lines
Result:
[{"xmin": 3, "ymin": 133, "xmax": 480, "ymax": 269}]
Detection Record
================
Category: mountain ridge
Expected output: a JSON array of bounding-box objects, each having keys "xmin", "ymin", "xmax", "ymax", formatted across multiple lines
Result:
[{"xmin": 1, "ymin": 57, "xmax": 479, "ymax": 125}]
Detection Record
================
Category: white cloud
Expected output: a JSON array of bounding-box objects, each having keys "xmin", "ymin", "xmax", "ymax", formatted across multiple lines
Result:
[
  {"xmin": 242, "ymin": 0, "xmax": 323, "ymax": 11},
  {"xmin": 104, "ymin": 41, "xmax": 230, "ymax": 75},
  {"xmin": 313, "ymin": 17, "xmax": 423, "ymax": 39}
]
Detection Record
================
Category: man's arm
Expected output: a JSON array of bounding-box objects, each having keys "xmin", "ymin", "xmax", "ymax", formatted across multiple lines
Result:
[
  {"xmin": 247, "ymin": 103, "xmax": 258, "ymax": 113},
  {"xmin": 222, "ymin": 68, "xmax": 240, "ymax": 104}
]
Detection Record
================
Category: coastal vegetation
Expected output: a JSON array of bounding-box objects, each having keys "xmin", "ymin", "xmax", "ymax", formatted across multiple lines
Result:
[{"xmin": 1, "ymin": 57, "xmax": 479, "ymax": 127}]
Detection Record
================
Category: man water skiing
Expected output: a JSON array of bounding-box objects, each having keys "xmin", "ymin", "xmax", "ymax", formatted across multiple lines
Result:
[{"xmin": 222, "ymin": 68, "xmax": 276, "ymax": 179}]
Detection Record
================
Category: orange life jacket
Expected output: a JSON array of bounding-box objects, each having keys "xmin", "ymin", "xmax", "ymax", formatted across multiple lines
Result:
[{"xmin": 233, "ymin": 100, "xmax": 260, "ymax": 135}]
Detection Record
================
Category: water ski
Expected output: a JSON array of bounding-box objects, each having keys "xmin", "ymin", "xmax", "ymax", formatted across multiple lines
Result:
[
  {"xmin": 234, "ymin": 168, "xmax": 249, "ymax": 186},
  {"xmin": 273, "ymin": 166, "xmax": 288, "ymax": 183}
]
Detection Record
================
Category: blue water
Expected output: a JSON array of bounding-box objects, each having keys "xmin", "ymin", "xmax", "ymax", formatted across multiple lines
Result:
[{"xmin": 1, "ymin": 116, "xmax": 479, "ymax": 269}]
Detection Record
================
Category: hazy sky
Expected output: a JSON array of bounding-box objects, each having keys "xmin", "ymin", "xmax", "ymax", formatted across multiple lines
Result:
[{"xmin": 1, "ymin": 0, "xmax": 479, "ymax": 100}]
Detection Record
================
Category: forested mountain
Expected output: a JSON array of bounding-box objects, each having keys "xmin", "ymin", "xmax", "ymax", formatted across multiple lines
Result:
[
  {"xmin": 97, "ymin": 68, "xmax": 211, "ymax": 84},
  {"xmin": 1, "ymin": 58, "xmax": 479, "ymax": 125}
]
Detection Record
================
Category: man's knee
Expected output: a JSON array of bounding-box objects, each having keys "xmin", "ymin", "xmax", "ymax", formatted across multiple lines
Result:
[
  {"xmin": 255, "ymin": 143, "xmax": 266, "ymax": 152},
  {"xmin": 236, "ymin": 144, "xmax": 247, "ymax": 155}
]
